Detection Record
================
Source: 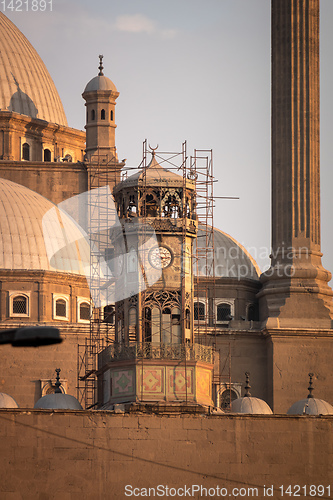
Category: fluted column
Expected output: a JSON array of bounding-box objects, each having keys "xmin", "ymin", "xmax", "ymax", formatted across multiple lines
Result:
[{"xmin": 258, "ymin": 0, "xmax": 333, "ymax": 328}]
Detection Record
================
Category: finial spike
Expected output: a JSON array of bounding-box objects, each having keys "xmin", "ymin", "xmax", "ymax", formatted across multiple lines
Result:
[
  {"xmin": 307, "ymin": 372, "xmax": 314, "ymax": 398},
  {"xmin": 55, "ymin": 368, "xmax": 62, "ymax": 394},
  {"xmin": 244, "ymin": 372, "xmax": 251, "ymax": 397},
  {"xmin": 98, "ymin": 55, "xmax": 104, "ymax": 76}
]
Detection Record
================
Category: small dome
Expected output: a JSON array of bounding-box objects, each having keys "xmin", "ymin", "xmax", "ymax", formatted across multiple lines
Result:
[
  {"xmin": 84, "ymin": 75, "xmax": 117, "ymax": 93},
  {"xmin": 231, "ymin": 372, "xmax": 272, "ymax": 414},
  {"xmin": 287, "ymin": 398, "xmax": 333, "ymax": 416},
  {"xmin": 114, "ymin": 153, "xmax": 192, "ymax": 192},
  {"xmin": 83, "ymin": 55, "xmax": 117, "ymax": 94},
  {"xmin": 231, "ymin": 397, "xmax": 273, "ymax": 414},
  {"xmin": 287, "ymin": 373, "xmax": 333, "ymax": 415},
  {"xmin": 0, "ymin": 13, "xmax": 67, "ymax": 125},
  {"xmin": 34, "ymin": 393, "xmax": 82, "ymax": 410},
  {"xmin": 0, "ymin": 392, "xmax": 19, "ymax": 408}
]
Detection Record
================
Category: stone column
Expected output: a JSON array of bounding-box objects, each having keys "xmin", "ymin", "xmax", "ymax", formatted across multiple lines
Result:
[{"xmin": 258, "ymin": 0, "xmax": 333, "ymax": 328}]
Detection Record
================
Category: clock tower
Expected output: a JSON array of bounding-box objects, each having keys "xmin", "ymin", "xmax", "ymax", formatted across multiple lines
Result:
[
  {"xmin": 96, "ymin": 148, "xmax": 215, "ymax": 408},
  {"xmin": 112, "ymin": 149, "xmax": 197, "ymax": 345}
]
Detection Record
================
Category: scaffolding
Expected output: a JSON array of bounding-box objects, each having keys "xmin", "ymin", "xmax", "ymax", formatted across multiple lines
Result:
[
  {"xmin": 190, "ymin": 149, "xmax": 217, "ymax": 346},
  {"xmin": 77, "ymin": 149, "xmax": 119, "ymax": 409},
  {"xmin": 77, "ymin": 142, "xmax": 229, "ymax": 408}
]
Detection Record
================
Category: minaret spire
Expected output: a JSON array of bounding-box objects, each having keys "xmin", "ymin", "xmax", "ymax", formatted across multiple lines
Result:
[{"xmin": 258, "ymin": 0, "xmax": 333, "ymax": 329}]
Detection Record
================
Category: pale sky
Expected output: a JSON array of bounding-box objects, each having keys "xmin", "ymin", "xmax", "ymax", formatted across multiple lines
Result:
[{"xmin": 5, "ymin": 0, "xmax": 333, "ymax": 279}]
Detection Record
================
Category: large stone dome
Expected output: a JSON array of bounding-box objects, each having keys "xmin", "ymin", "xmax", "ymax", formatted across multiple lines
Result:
[
  {"xmin": 195, "ymin": 226, "xmax": 261, "ymax": 280},
  {"xmin": 0, "ymin": 13, "xmax": 67, "ymax": 125},
  {"xmin": 0, "ymin": 178, "xmax": 89, "ymax": 274}
]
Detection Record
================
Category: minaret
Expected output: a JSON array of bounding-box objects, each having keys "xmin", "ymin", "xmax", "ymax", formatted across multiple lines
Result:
[
  {"xmin": 258, "ymin": 0, "xmax": 333, "ymax": 329},
  {"xmin": 82, "ymin": 55, "xmax": 119, "ymax": 160}
]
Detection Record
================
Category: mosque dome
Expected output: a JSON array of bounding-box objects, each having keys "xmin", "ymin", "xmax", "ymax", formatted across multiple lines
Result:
[
  {"xmin": 287, "ymin": 373, "xmax": 333, "ymax": 415},
  {"xmin": 34, "ymin": 393, "xmax": 83, "ymax": 410},
  {"xmin": 231, "ymin": 373, "xmax": 273, "ymax": 414},
  {"xmin": 0, "ymin": 178, "xmax": 89, "ymax": 274},
  {"xmin": 0, "ymin": 393, "xmax": 19, "ymax": 408},
  {"xmin": 0, "ymin": 13, "xmax": 67, "ymax": 125},
  {"xmin": 195, "ymin": 226, "xmax": 260, "ymax": 280}
]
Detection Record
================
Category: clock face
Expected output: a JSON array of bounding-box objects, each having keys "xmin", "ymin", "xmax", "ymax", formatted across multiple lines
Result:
[{"xmin": 149, "ymin": 246, "xmax": 172, "ymax": 269}]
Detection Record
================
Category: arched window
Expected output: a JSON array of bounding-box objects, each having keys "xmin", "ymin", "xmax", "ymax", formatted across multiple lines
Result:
[
  {"xmin": 185, "ymin": 309, "xmax": 190, "ymax": 330},
  {"xmin": 151, "ymin": 307, "xmax": 160, "ymax": 344},
  {"xmin": 79, "ymin": 302, "xmax": 90, "ymax": 321},
  {"xmin": 143, "ymin": 194, "xmax": 158, "ymax": 217},
  {"xmin": 101, "ymin": 109, "xmax": 106, "ymax": 120},
  {"xmin": 129, "ymin": 307, "xmax": 137, "ymax": 326},
  {"xmin": 110, "ymin": 110, "xmax": 114, "ymax": 121},
  {"xmin": 144, "ymin": 307, "xmax": 152, "ymax": 342},
  {"xmin": 220, "ymin": 389, "xmax": 238, "ymax": 409},
  {"xmin": 44, "ymin": 149, "xmax": 51, "ymax": 162},
  {"xmin": 104, "ymin": 305, "xmax": 115, "ymax": 324},
  {"xmin": 22, "ymin": 143, "xmax": 30, "ymax": 161},
  {"xmin": 217, "ymin": 303, "xmax": 231, "ymax": 322},
  {"xmin": 128, "ymin": 307, "xmax": 137, "ymax": 342},
  {"xmin": 53, "ymin": 295, "xmax": 69, "ymax": 320},
  {"xmin": 172, "ymin": 307, "xmax": 181, "ymax": 343},
  {"xmin": 91, "ymin": 109, "xmax": 95, "ymax": 121},
  {"xmin": 194, "ymin": 302, "xmax": 205, "ymax": 321},
  {"xmin": 161, "ymin": 308, "xmax": 171, "ymax": 344},
  {"xmin": 56, "ymin": 299, "xmax": 67, "ymax": 318},
  {"xmin": 12, "ymin": 295, "xmax": 28, "ymax": 315}
]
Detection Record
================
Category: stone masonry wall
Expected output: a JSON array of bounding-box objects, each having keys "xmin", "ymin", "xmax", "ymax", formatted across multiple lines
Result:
[{"xmin": 0, "ymin": 410, "xmax": 332, "ymax": 500}]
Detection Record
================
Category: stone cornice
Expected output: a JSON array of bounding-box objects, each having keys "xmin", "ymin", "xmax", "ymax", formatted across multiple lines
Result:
[
  {"xmin": 0, "ymin": 111, "xmax": 85, "ymax": 139},
  {"xmin": 262, "ymin": 327, "xmax": 333, "ymax": 338},
  {"xmin": 0, "ymin": 161, "xmax": 87, "ymax": 172},
  {"xmin": 0, "ymin": 269, "xmax": 89, "ymax": 286}
]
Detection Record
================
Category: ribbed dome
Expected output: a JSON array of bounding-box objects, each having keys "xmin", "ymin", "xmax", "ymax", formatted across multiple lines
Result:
[
  {"xmin": 0, "ymin": 392, "xmax": 19, "ymax": 408},
  {"xmin": 0, "ymin": 13, "xmax": 67, "ymax": 125},
  {"xmin": 34, "ymin": 393, "xmax": 82, "ymax": 410},
  {"xmin": 84, "ymin": 75, "xmax": 118, "ymax": 93},
  {"xmin": 114, "ymin": 154, "xmax": 193, "ymax": 191},
  {"xmin": 0, "ymin": 178, "xmax": 89, "ymax": 274},
  {"xmin": 287, "ymin": 398, "xmax": 333, "ymax": 415},
  {"xmin": 231, "ymin": 397, "xmax": 273, "ymax": 414}
]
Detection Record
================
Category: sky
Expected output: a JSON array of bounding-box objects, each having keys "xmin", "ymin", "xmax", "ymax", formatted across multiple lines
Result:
[{"xmin": 5, "ymin": 0, "xmax": 333, "ymax": 278}]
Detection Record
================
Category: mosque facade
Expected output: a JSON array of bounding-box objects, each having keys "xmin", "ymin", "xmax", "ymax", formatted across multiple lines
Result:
[{"xmin": 0, "ymin": 3, "xmax": 332, "ymax": 417}]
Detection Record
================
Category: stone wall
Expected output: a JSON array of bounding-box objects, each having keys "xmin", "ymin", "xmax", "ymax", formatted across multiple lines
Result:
[
  {"xmin": 0, "ymin": 331, "xmax": 89, "ymax": 408},
  {"xmin": 0, "ymin": 410, "xmax": 332, "ymax": 500}
]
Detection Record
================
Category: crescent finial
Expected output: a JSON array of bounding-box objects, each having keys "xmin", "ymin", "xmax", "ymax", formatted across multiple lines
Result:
[{"xmin": 148, "ymin": 144, "xmax": 159, "ymax": 156}]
